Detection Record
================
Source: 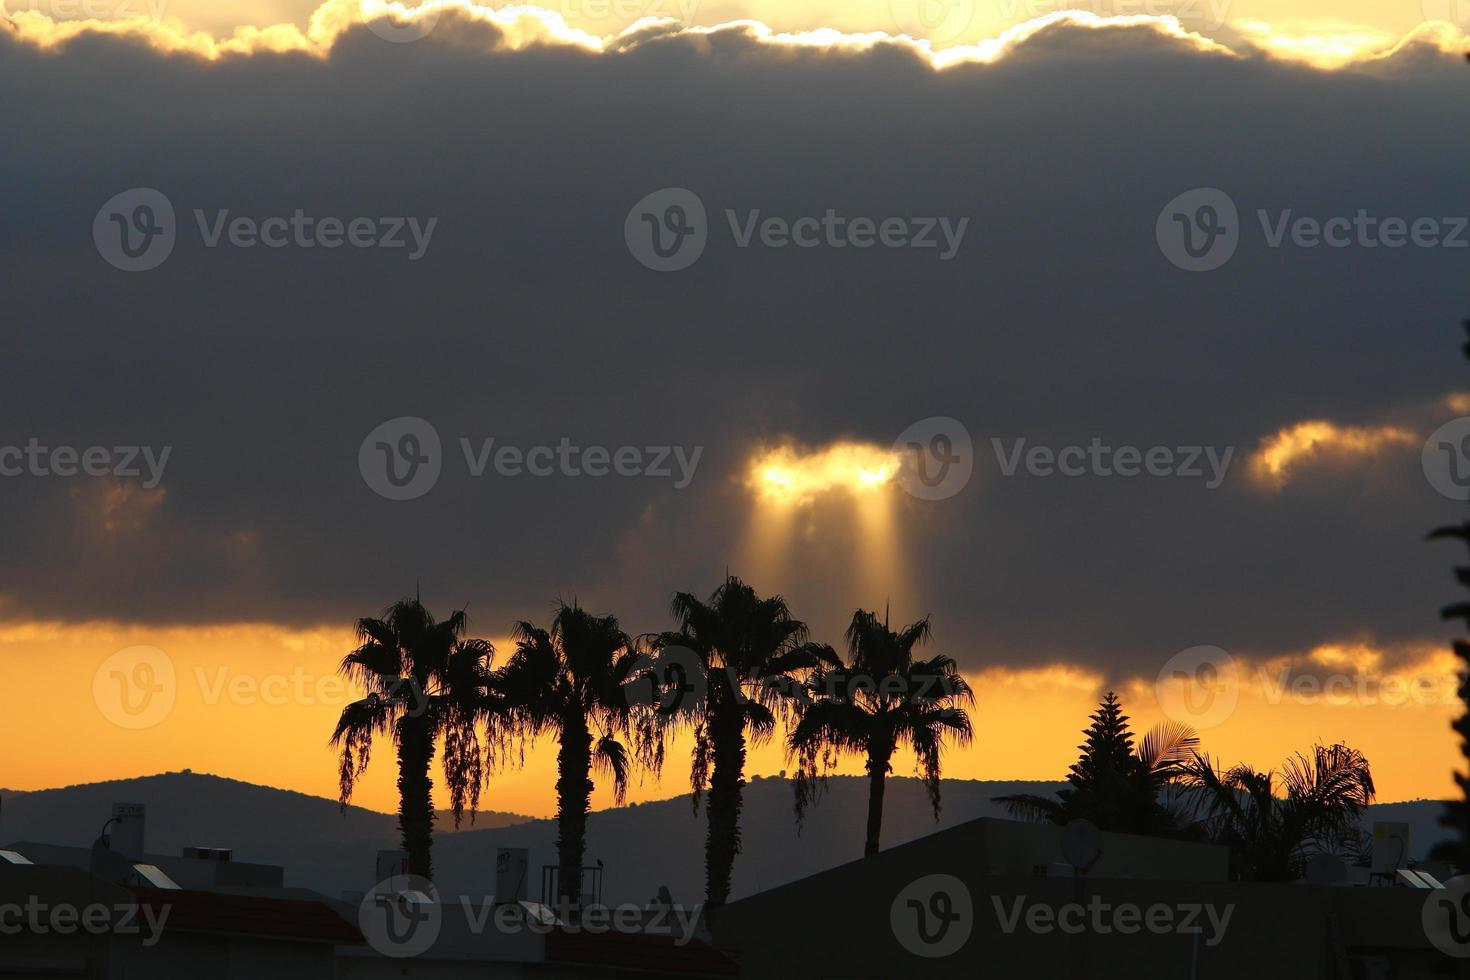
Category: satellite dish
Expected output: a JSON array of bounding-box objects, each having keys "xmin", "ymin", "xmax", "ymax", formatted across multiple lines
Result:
[{"xmin": 1062, "ymin": 819, "xmax": 1103, "ymax": 874}]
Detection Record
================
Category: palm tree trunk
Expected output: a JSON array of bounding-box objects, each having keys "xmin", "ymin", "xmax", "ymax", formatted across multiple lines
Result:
[
  {"xmin": 555, "ymin": 713, "xmax": 593, "ymax": 908},
  {"xmin": 395, "ymin": 712, "xmax": 436, "ymax": 880},
  {"xmin": 705, "ymin": 700, "xmax": 746, "ymax": 907},
  {"xmin": 864, "ymin": 750, "xmax": 889, "ymax": 858}
]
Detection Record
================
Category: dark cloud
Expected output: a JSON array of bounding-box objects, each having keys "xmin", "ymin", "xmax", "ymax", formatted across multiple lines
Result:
[{"xmin": 1, "ymin": 15, "xmax": 1467, "ymax": 680}]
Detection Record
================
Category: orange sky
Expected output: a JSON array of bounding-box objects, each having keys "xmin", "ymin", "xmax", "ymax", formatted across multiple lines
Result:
[{"xmin": 1, "ymin": 619, "xmax": 1457, "ymax": 818}]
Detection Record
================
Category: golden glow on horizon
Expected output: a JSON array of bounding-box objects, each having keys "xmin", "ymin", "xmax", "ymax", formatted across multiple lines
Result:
[
  {"xmin": 0, "ymin": 619, "xmax": 1459, "ymax": 814},
  {"xmin": 1249, "ymin": 419, "xmax": 1417, "ymax": 488}
]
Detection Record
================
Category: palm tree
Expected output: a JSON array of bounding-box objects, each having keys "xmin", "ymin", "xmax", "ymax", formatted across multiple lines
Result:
[
  {"xmin": 657, "ymin": 575, "xmax": 827, "ymax": 907},
  {"xmin": 1179, "ymin": 742, "xmax": 1375, "ymax": 881},
  {"xmin": 1428, "ymin": 318, "xmax": 1470, "ymax": 872},
  {"xmin": 331, "ymin": 596, "xmax": 498, "ymax": 881},
  {"xmin": 994, "ymin": 692, "xmax": 1199, "ymax": 837},
  {"xmin": 495, "ymin": 602, "xmax": 658, "ymax": 906},
  {"xmin": 788, "ymin": 610, "xmax": 974, "ymax": 857}
]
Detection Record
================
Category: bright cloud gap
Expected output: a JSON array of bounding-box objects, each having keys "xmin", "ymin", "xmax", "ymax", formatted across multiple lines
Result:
[{"xmin": 747, "ymin": 442, "xmax": 899, "ymax": 506}]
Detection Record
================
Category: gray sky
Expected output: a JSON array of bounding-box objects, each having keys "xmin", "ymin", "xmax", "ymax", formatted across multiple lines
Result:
[{"xmin": 2, "ymin": 14, "xmax": 1468, "ymax": 683}]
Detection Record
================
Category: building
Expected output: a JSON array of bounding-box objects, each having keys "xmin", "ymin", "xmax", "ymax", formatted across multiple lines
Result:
[
  {"xmin": 708, "ymin": 816, "xmax": 1458, "ymax": 978},
  {"xmin": 0, "ymin": 805, "xmax": 735, "ymax": 979}
]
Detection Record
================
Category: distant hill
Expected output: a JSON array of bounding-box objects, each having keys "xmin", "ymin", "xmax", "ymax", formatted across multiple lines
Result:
[
  {"xmin": 0, "ymin": 771, "xmax": 531, "ymax": 892},
  {"xmin": 430, "ymin": 778, "xmax": 1453, "ymax": 905},
  {"xmin": 0, "ymin": 772, "xmax": 1451, "ymax": 904}
]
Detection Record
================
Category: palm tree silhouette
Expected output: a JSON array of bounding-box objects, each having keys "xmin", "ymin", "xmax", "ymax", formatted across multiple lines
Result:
[
  {"xmin": 495, "ymin": 602, "xmax": 658, "ymax": 905},
  {"xmin": 1179, "ymin": 742, "xmax": 1375, "ymax": 881},
  {"xmin": 330, "ymin": 596, "xmax": 497, "ymax": 880},
  {"xmin": 658, "ymin": 576, "xmax": 826, "ymax": 907},
  {"xmin": 788, "ymin": 610, "xmax": 974, "ymax": 857},
  {"xmin": 1429, "ymin": 316, "xmax": 1470, "ymax": 872},
  {"xmin": 995, "ymin": 692, "xmax": 1198, "ymax": 837}
]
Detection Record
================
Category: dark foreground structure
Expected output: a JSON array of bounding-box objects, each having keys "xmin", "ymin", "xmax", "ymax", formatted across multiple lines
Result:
[{"xmin": 1, "ymin": 809, "xmax": 1461, "ymax": 978}]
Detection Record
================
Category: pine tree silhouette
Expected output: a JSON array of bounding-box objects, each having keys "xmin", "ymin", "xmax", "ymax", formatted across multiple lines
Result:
[{"xmin": 1063, "ymin": 692, "xmax": 1137, "ymax": 796}]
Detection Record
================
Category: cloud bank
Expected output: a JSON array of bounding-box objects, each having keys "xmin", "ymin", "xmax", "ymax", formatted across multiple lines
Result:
[{"xmin": 2, "ymin": 8, "xmax": 1469, "ymax": 688}]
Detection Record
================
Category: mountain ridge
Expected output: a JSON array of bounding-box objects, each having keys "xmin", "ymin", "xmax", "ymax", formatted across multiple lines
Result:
[{"xmin": 0, "ymin": 771, "xmax": 1450, "ymax": 904}]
